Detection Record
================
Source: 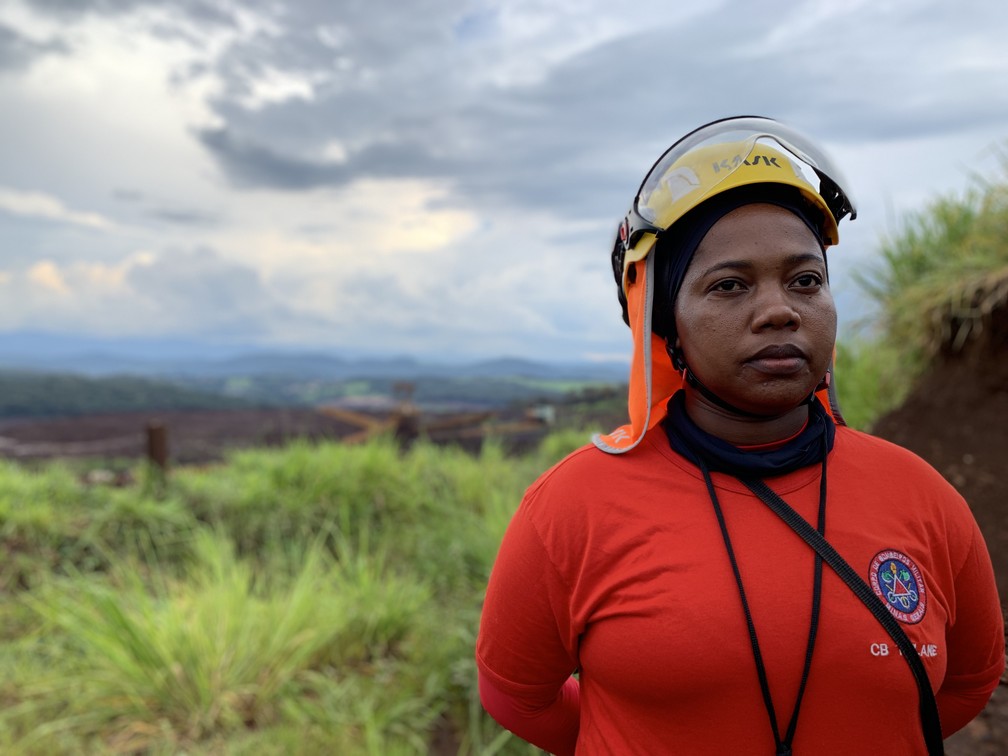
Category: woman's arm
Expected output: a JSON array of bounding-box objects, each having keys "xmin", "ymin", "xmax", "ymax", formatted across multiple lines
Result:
[
  {"xmin": 477, "ymin": 498, "xmax": 581, "ymax": 753},
  {"xmin": 936, "ymin": 522, "xmax": 1005, "ymax": 736},
  {"xmin": 478, "ymin": 669, "xmax": 580, "ymax": 755}
]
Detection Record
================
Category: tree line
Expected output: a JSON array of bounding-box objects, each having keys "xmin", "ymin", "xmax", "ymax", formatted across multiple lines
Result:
[{"xmin": 0, "ymin": 371, "xmax": 251, "ymax": 418}]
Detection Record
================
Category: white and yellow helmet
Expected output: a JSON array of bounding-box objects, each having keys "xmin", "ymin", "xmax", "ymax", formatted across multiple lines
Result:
[{"xmin": 612, "ymin": 116, "xmax": 856, "ymax": 323}]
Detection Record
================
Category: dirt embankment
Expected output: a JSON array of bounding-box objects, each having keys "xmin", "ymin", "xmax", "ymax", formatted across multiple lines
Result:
[{"xmin": 871, "ymin": 322, "xmax": 1008, "ymax": 754}]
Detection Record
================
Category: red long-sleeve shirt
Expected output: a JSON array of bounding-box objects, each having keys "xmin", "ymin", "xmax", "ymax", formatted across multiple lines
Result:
[{"xmin": 477, "ymin": 424, "xmax": 1004, "ymax": 754}]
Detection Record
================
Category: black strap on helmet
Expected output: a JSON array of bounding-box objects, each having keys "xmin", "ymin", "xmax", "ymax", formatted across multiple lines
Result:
[
  {"xmin": 610, "ymin": 223, "xmax": 631, "ymax": 326},
  {"xmin": 670, "ymin": 342, "xmax": 822, "ymax": 420}
]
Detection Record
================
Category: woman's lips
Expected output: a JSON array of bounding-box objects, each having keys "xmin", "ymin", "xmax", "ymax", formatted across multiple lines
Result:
[{"xmin": 746, "ymin": 345, "xmax": 807, "ymax": 375}]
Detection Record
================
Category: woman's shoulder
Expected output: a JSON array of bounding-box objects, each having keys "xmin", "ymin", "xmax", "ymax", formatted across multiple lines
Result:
[
  {"xmin": 520, "ymin": 429, "xmax": 679, "ymax": 516},
  {"xmin": 526, "ymin": 440, "xmax": 636, "ymax": 495},
  {"xmin": 835, "ymin": 424, "xmax": 946, "ymax": 475},
  {"xmin": 832, "ymin": 424, "xmax": 971, "ymax": 515},
  {"xmin": 531, "ymin": 429, "xmax": 677, "ymax": 485}
]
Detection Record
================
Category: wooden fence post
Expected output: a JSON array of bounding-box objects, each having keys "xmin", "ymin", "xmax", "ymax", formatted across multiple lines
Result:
[
  {"xmin": 392, "ymin": 381, "xmax": 419, "ymax": 451},
  {"xmin": 146, "ymin": 421, "xmax": 168, "ymax": 472}
]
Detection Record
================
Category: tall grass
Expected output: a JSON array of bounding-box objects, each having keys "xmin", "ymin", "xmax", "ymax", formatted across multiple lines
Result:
[
  {"xmin": 1, "ymin": 528, "xmax": 445, "ymax": 756},
  {"xmin": 0, "ymin": 435, "xmax": 562, "ymax": 754},
  {"xmin": 855, "ymin": 156, "xmax": 1008, "ymax": 374},
  {"xmin": 0, "ymin": 461, "xmax": 106, "ymax": 591}
]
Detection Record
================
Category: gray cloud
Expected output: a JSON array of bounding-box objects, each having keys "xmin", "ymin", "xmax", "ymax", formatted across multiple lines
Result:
[
  {"xmin": 124, "ymin": 247, "xmax": 305, "ymax": 339},
  {"xmin": 127, "ymin": 246, "xmax": 258, "ymax": 309},
  {"xmin": 182, "ymin": 0, "xmax": 1008, "ymax": 230},
  {"xmin": 149, "ymin": 208, "xmax": 221, "ymax": 227},
  {"xmin": 0, "ymin": 22, "xmax": 67, "ymax": 69},
  {"xmin": 111, "ymin": 189, "xmax": 144, "ymax": 202},
  {"xmin": 26, "ymin": 0, "xmax": 237, "ymax": 25},
  {"xmin": 111, "ymin": 189, "xmax": 221, "ymax": 226}
]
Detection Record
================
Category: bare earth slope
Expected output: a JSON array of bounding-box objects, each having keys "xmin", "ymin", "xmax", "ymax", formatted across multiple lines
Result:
[{"xmin": 872, "ymin": 331, "xmax": 1008, "ymax": 753}]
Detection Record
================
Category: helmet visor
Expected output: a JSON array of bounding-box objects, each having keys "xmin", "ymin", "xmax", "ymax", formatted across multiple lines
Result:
[{"xmin": 628, "ymin": 116, "xmax": 856, "ymax": 252}]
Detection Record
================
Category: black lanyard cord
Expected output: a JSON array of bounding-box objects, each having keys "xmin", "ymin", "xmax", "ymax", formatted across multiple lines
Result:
[
  {"xmin": 741, "ymin": 476, "xmax": 944, "ymax": 755},
  {"xmin": 781, "ymin": 455, "xmax": 828, "ymax": 749},
  {"xmin": 698, "ymin": 454, "xmax": 827, "ymax": 756}
]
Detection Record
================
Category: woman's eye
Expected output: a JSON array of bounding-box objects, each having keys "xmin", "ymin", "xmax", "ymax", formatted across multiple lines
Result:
[
  {"xmin": 792, "ymin": 273, "xmax": 823, "ymax": 289},
  {"xmin": 711, "ymin": 279, "xmax": 744, "ymax": 293}
]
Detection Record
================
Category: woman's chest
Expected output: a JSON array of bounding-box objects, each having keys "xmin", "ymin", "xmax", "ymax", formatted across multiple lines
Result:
[{"xmin": 568, "ymin": 487, "xmax": 950, "ymax": 702}]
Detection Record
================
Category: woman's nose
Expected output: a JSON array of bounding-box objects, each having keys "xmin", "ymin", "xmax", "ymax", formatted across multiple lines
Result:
[{"xmin": 752, "ymin": 287, "xmax": 801, "ymax": 331}]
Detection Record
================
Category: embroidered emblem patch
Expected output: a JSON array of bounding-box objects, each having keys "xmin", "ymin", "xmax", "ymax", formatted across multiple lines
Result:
[{"xmin": 869, "ymin": 550, "xmax": 926, "ymax": 624}]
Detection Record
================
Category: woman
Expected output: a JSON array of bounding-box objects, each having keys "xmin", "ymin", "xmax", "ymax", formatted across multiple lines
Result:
[{"xmin": 476, "ymin": 117, "xmax": 1004, "ymax": 755}]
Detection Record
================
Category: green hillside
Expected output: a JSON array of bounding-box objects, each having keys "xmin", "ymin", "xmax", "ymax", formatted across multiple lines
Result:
[{"xmin": 0, "ymin": 371, "xmax": 253, "ymax": 418}]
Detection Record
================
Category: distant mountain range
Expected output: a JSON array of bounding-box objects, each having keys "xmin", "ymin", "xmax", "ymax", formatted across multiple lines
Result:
[{"xmin": 0, "ymin": 331, "xmax": 629, "ymax": 383}]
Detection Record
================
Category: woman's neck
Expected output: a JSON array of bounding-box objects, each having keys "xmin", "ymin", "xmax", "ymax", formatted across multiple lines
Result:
[{"xmin": 682, "ymin": 391, "xmax": 811, "ymax": 446}]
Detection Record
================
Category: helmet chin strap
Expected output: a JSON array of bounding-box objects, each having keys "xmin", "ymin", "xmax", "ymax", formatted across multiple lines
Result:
[{"xmin": 667, "ymin": 343, "xmax": 819, "ymax": 420}]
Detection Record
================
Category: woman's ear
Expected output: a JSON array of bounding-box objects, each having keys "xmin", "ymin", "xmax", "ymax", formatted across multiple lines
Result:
[{"xmin": 665, "ymin": 339, "xmax": 687, "ymax": 371}]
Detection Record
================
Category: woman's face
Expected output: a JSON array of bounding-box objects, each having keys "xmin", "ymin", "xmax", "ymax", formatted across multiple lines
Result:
[{"xmin": 673, "ymin": 202, "xmax": 837, "ymax": 417}]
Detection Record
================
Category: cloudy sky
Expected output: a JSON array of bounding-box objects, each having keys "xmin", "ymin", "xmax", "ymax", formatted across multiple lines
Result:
[{"xmin": 1, "ymin": 0, "xmax": 1007, "ymax": 364}]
